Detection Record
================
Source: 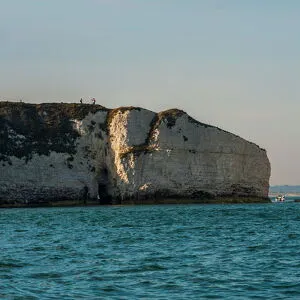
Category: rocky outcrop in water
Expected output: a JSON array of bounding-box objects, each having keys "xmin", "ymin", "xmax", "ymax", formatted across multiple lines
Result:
[{"xmin": 0, "ymin": 102, "xmax": 270, "ymax": 206}]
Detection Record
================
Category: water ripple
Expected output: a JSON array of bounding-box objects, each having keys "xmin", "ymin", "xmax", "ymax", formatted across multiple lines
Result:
[{"xmin": 1, "ymin": 203, "xmax": 300, "ymax": 299}]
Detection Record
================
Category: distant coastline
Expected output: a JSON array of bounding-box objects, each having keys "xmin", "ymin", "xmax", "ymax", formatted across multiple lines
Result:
[
  {"xmin": 269, "ymin": 185, "xmax": 300, "ymax": 196},
  {"xmin": 269, "ymin": 193, "xmax": 300, "ymax": 197}
]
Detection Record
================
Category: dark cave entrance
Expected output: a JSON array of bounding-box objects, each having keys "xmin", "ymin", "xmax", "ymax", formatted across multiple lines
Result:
[{"xmin": 97, "ymin": 168, "xmax": 112, "ymax": 205}]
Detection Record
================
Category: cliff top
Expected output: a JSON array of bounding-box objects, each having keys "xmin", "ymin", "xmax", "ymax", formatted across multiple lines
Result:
[
  {"xmin": 0, "ymin": 102, "xmax": 108, "ymax": 120},
  {"xmin": 0, "ymin": 102, "xmax": 264, "ymax": 161}
]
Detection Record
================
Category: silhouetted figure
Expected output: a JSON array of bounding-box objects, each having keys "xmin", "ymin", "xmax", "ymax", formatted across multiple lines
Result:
[
  {"xmin": 91, "ymin": 98, "xmax": 96, "ymax": 105},
  {"xmin": 80, "ymin": 98, "xmax": 83, "ymax": 104}
]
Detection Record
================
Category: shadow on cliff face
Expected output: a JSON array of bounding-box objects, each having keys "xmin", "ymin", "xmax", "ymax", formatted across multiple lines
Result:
[
  {"xmin": 0, "ymin": 102, "xmax": 107, "ymax": 161},
  {"xmin": 116, "ymin": 189, "xmax": 216, "ymax": 205},
  {"xmin": 97, "ymin": 168, "xmax": 112, "ymax": 205},
  {"xmin": 97, "ymin": 183, "xmax": 112, "ymax": 205}
]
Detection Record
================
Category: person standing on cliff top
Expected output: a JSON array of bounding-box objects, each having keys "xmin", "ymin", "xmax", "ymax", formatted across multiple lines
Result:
[
  {"xmin": 91, "ymin": 98, "xmax": 96, "ymax": 105},
  {"xmin": 80, "ymin": 98, "xmax": 83, "ymax": 104}
]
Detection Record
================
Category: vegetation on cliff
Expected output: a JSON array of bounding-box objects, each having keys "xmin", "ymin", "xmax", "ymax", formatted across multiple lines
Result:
[{"xmin": 0, "ymin": 102, "xmax": 107, "ymax": 161}]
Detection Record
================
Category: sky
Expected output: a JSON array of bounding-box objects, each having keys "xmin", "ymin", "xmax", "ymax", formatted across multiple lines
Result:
[{"xmin": 1, "ymin": 0, "xmax": 299, "ymax": 185}]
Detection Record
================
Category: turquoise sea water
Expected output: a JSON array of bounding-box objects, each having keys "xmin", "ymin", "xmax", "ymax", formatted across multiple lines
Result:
[{"xmin": 1, "ymin": 202, "xmax": 300, "ymax": 299}]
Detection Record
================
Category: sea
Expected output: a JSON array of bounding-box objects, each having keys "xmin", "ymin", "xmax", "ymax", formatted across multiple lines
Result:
[{"xmin": 1, "ymin": 199, "xmax": 300, "ymax": 299}]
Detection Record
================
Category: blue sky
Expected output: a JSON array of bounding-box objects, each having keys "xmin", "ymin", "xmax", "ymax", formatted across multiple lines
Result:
[{"xmin": 1, "ymin": 0, "xmax": 300, "ymax": 185}]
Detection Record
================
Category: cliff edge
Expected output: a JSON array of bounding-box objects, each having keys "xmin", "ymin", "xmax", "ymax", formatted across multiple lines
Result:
[{"xmin": 0, "ymin": 102, "xmax": 270, "ymax": 206}]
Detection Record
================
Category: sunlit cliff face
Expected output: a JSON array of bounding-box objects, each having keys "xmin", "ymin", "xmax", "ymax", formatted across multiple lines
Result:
[{"xmin": 0, "ymin": 102, "xmax": 270, "ymax": 206}]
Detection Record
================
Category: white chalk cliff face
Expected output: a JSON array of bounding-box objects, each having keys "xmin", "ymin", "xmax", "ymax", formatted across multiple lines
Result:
[
  {"xmin": 108, "ymin": 109, "xmax": 270, "ymax": 201},
  {"xmin": 0, "ymin": 102, "xmax": 270, "ymax": 206}
]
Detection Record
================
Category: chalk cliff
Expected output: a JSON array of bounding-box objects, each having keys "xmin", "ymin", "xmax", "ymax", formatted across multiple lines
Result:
[{"xmin": 0, "ymin": 102, "xmax": 270, "ymax": 206}]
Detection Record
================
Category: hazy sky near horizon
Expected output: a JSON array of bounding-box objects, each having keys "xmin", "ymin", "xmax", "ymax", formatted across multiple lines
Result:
[{"xmin": 1, "ymin": 0, "xmax": 299, "ymax": 185}]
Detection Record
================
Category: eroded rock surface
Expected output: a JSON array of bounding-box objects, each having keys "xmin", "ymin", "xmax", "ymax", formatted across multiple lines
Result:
[{"xmin": 0, "ymin": 102, "xmax": 270, "ymax": 206}]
